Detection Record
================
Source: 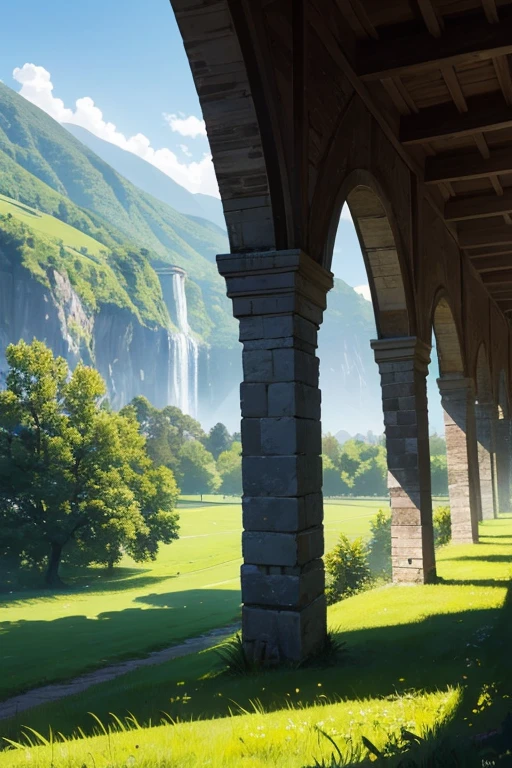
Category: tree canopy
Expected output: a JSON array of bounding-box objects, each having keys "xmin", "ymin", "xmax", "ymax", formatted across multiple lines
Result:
[{"xmin": 0, "ymin": 341, "xmax": 179, "ymax": 586}]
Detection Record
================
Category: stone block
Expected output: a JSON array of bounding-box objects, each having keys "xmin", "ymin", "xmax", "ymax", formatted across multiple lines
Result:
[
  {"xmin": 241, "ymin": 560, "xmax": 324, "ymax": 608},
  {"xmin": 240, "ymin": 383, "xmax": 267, "ymax": 417},
  {"xmin": 243, "ymin": 496, "xmax": 306, "ymax": 532},
  {"xmin": 241, "ymin": 418, "xmax": 262, "ymax": 455},
  {"xmin": 242, "ymin": 455, "xmax": 322, "ymax": 497},
  {"xmin": 260, "ymin": 417, "xmax": 321, "ymax": 456},
  {"xmin": 239, "ymin": 316, "xmax": 264, "ymax": 341},
  {"xmin": 242, "ymin": 595, "xmax": 327, "ymax": 662},
  {"xmin": 242, "ymin": 528, "xmax": 323, "ymax": 566},
  {"xmin": 267, "ymin": 382, "xmax": 321, "ymax": 419},
  {"xmin": 272, "ymin": 348, "xmax": 319, "ymax": 387},
  {"xmin": 242, "ymin": 349, "xmax": 273, "ymax": 382}
]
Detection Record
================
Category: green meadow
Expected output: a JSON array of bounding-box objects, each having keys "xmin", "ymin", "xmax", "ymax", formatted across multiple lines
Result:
[
  {"xmin": 0, "ymin": 498, "xmax": 384, "ymax": 701},
  {"xmin": 1, "ymin": 516, "xmax": 511, "ymax": 767},
  {"xmin": 0, "ymin": 194, "xmax": 107, "ymax": 258}
]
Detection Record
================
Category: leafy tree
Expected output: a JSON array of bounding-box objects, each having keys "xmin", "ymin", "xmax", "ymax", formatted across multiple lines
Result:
[
  {"xmin": 178, "ymin": 440, "xmax": 220, "ymax": 496},
  {"xmin": 429, "ymin": 433, "xmax": 447, "ymax": 456},
  {"xmin": 0, "ymin": 341, "xmax": 179, "ymax": 586},
  {"xmin": 205, "ymin": 422, "xmax": 232, "ymax": 460},
  {"xmin": 217, "ymin": 441, "xmax": 242, "ymax": 496},
  {"xmin": 322, "ymin": 433, "xmax": 342, "ymax": 465},
  {"xmin": 322, "ymin": 455, "xmax": 349, "ymax": 497},
  {"xmin": 325, "ymin": 534, "xmax": 371, "ymax": 604},
  {"xmin": 367, "ymin": 509, "xmax": 392, "ymax": 577},
  {"xmin": 431, "ymin": 454, "xmax": 448, "ymax": 496}
]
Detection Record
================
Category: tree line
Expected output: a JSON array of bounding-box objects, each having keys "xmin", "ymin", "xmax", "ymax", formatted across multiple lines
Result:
[{"xmin": 322, "ymin": 432, "xmax": 448, "ymax": 497}]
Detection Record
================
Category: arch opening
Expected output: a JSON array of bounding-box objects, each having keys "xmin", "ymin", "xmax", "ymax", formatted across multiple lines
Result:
[
  {"xmin": 431, "ymin": 296, "xmax": 479, "ymax": 544},
  {"xmin": 475, "ymin": 344, "xmax": 497, "ymax": 521}
]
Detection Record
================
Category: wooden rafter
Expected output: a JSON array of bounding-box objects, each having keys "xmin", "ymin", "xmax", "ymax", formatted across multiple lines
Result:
[
  {"xmin": 441, "ymin": 66, "xmax": 467, "ymax": 112},
  {"xmin": 491, "ymin": 175, "xmax": 504, "ymax": 195},
  {"xmin": 356, "ymin": 8, "xmax": 512, "ymax": 81},
  {"xmin": 425, "ymin": 147, "xmax": 512, "ymax": 184},
  {"xmin": 482, "ymin": 269, "xmax": 512, "ymax": 284},
  {"xmin": 335, "ymin": 0, "xmax": 378, "ymax": 40},
  {"xmin": 445, "ymin": 190, "xmax": 512, "ymax": 221},
  {"xmin": 494, "ymin": 56, "xmax": 512, "ymax": 106},
  {"xmin": 472, "ymin": 254, "xmax": 512, "ymax": 271},
  {"xmin": 401, "ymin": 92, "xmax": 512, "ymax": 145},
  {"xmin": 482, "ymin": 0, "xmax": 499, "ymax": 24},
  {"xmin": 417, "ymin": 0, "xmax": 443, "ymax": 37},
  {"xmin": 474, "ymin": 132, "xmax": 491, "ymax": 158},
  {"xmin": 458, "ymin": 225, "xmax": 512, "ymax": 248}
]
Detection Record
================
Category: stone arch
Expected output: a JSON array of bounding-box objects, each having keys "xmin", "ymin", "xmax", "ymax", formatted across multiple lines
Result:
[
  {"xmin": 498, "ymin": 370, "xmax": 510, "ymax": 420},
  {"xmin": 476, "ymin": 344, "xmax": 493, "ymax": 405},
  {"xmin": 475, "ymin": 343, "xmax": 497, "ymax": 520},
  {"xmin": 324, "ymin": 171, "xmax": 412, "ymax": 338},
  {"xmin": 431, "ymin": 293, "xmax": 479, "ymax": 544},
  {"xmin": 431, "ymin": 293, "xmax": 465, "ymax": 377}
]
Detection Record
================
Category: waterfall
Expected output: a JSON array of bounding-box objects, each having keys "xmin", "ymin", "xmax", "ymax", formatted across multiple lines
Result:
[{"xmin": 162, "ymin": 271, "xmax": 200, "ymax": 419}]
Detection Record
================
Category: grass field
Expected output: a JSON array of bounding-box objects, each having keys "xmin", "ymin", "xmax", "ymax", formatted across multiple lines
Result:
[
  {"xmin": 0, "ymin": 194, "xmax": 107, "ymax": 258},
  {"xmin": 1, "ymin": 517, "xmax": 511, "ymax": 766},
  {"xmin": 0, "ymin": 498, "xmax": 385, "ymax": 701}
]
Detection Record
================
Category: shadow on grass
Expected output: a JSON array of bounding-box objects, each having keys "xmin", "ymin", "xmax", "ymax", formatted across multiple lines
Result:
[
  {"xmin": 1, "ymin": 585, "xmax": 508, "ymax": 745},
  {"xmin": 0, "ymin": 588, "xmax": 241, "ymax": 705},
  {"xmin": 0, "ymin": 568, "xmax": 174, "ymax": 604}
]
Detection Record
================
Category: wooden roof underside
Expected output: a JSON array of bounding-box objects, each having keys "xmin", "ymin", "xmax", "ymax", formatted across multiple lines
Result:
[{"xmin": 340, "ymin": 0, "xmax": 512, "ymax": 316}]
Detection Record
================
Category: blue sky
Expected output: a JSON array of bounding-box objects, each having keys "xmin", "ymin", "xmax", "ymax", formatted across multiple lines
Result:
[{"xmin": 0, "ymin": 0, "xmax": 443, "ymax": 431}]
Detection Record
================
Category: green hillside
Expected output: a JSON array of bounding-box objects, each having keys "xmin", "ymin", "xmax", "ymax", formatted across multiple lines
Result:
[{"xmin": 0, "ymin": 83, "xmax": 237, "ymax": 345}]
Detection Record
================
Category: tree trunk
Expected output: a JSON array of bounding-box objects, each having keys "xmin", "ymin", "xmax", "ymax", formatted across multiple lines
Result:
[{"xmin": 45, "ymin": 542, "xmax": 64, "ymax": 588}]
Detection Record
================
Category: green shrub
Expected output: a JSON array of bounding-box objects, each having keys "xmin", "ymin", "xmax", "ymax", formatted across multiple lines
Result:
[
  {"xmin": 433, "ymin": 505, "xmax": 452, "ymax": 548},
  {"xmin": 325, "ymin": 534, "xmax": 372, "ymax": 604},
  {"xmin": 367, "ymin": 508, "xmax": 392, "ymax": 577}
]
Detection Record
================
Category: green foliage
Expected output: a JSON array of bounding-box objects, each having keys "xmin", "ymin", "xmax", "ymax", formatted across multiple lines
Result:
[
  {"xmin": 429, "ymin": 433, "xmax": 447, "ymax": 456},
  {"xmin": 430, "ymin": 454, "xmax": 449, "ymax": 496},
  {"xmin": 322, "ymin": 438, "xmax": 387, "ymax": 497},
  {"xmin": 217, "ymin": 442, "xmax": 242, "ymax": 496},
  {"xmin": 433, "ymin": 505, "xmax": 452, "ymax": 548},
  {"xmin": 178, "ymin": 440, "xmax": 220, "ymax": 496},
  {"xmin": 367, "ymin": 508, "xmax": 392, "ymax": 577},
  {"xmin": 322, "ymin": 455, "xmax": 350, "ymax": 497},
  {"xmin": 324, "ymin": 533, "xmax": 372, "ymax": 604},
  {"xmin": 215, "ymin": 633, "xmax": 258, "ymax": 676},
  {"xmin": 0, "ymin": 341, "xmax": 179, "ymax": 586},
  {"xmin": 205, "ymin": 422, "xmax": 233, "ymax": 460}
]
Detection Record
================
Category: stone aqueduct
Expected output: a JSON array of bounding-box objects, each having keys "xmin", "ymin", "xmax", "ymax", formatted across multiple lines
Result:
[{"xmin": 169, "ymin": 0, "xmax": 512, "ymax": 662}]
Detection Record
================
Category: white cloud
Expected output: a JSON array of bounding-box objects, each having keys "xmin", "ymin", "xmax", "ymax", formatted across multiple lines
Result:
[
  {"xmin": 354, "ymin": 284, "xmax": 372, "ymax": 302},
  {"xmin": 13, "ymin": 63, "xmax": 219, "ymax": 197},
  {"xmin": 179, "ymin": 143, "xmax": 192, "ymax": 158},
  {"xmin": 340, "ymin": 203, "xmax": 353, "ymax": 222},
  {"xmin": 164, "ymin": 113, "xmax": 206, "ymax": 138}
]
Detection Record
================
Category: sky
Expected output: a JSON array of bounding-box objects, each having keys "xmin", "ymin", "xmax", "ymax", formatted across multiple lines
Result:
[{"xmin": 0, "ymin": 0, "xmax": 443, "ymax": 432}]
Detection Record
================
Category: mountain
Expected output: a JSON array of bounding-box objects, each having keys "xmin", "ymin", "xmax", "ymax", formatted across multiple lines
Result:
[
  {"xmin": 0, "ymin": 82, "xmax": 385, "ymax": 433},
  {"xmin": 63, "ymin": 124, "xmax": 226, "ymax": 230}
]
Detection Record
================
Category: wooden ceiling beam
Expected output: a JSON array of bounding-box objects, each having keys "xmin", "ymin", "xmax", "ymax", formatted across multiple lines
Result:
[
  {"xmin": 445, "ymin": 190, "xmax": 512, "ymax": 221},
  {"xmin": 481, "ymin": 269, "xmax": 512, "ymax": 285},
  {"xmin": 459, "ymin": 225, "xmax": 512, "ymax": 248},
  {"xmin": 401, "ymin": 92, "xmax": 512, "ymax": 144},
  {"xmin": 425, "ymin": 146, "xmax": 512, "ymax": 183},
  {"xmin": 466, "ymin": 246, "xmax": 512, "ymax": 258},
  {"xmin": 417, "ymin": 0, "xmax": 443, "ymax": 37},
  {"xmin": 494, "ymin": 55, "xmax": 512, "ymax": 105},
  {"xmin": 471, "ymin": 254, "xmax": 512, "ymax": 271},
  {"xmin": 495, "ymin": 300, "xmax": 512, "ymax": 312},
  {"xmin": 356, "ymin": 7, "xmax": 512, "ymax": 81},
  {"xmin": 482, "ymin": 0, "xmax": 499, "ymax": 24}
]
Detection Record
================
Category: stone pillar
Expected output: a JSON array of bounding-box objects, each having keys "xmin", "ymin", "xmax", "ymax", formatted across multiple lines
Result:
[
  {"xmin": 475, "ymin": 401, "xmax": 498, "ymax": 520},
  {"xmin": 437, "ymin": 377, "xmax": 480, "ymax": 544},
  {"xmin": 495, "ymin": 415, "xmax": 512, "ymax": 514},
  {"xmin": 217, "ymin": 249, "xmax": 333, "ymax": 664},
  {"xmin": 371, "ymin": 337, "xmax": 436, "ymax": 584}
]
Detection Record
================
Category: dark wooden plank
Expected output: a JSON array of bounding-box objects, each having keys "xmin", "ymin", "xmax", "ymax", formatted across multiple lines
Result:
[
  {"xmin": 356, "ymin": 7, "xmax": 512, "ymax": 81},
  {"xmin": 471, "ymin": 254, "xmax": 512, "ymax": 271},
  {"xmin": 481, "ymin": 268, "xmax": 512, "ymax": 284},
  {"xmin": 425, "ymin": 146, "xmax": 512, "ymax": 183},
  {"xmin": 417, "ymin": 0, "xmax": 443, "ymax": 37},
  {"xmin": 401, "ymin": 92, "xmax": 512, "ymax": 144},
  {"xmin": 495, "ymin": 300, "xmax": 512, "ymax": 311},
  {"xmin": 445, "ymin": 189, "xmax": 512, "ymax": 220},
  {"xmin": 458, "ymin": 224, "xmax": 512, "ymax": 248}
]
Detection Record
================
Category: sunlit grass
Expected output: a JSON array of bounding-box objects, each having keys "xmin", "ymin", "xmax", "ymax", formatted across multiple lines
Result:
[
  {"xmin": 2, "ymin": 518, "xmax": 511, "ymax": 767},
  {"xmin": 0, "ymin": 499, "xmax": 383, "ymax": 699}
]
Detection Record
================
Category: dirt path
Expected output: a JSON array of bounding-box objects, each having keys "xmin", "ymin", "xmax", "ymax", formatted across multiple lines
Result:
[{"xmin": 0, "ymin": 624, "xmax": 239, "ymax": 721}]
